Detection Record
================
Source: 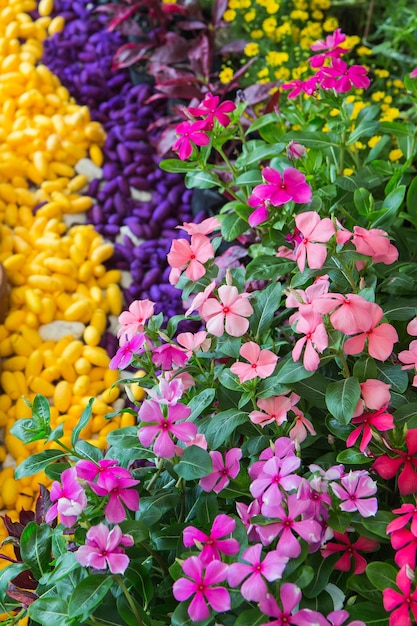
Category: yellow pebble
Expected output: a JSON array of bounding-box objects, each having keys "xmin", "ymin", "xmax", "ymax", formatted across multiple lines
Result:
[
  {"xmin": 48, "ymin": 15, "xmax": 65, "ymax": 36},
  {"xmin": 29, "ymin": 376, "xmax": 55, "ymax": 397},
  {"xmin": 64, "ymin": 299, "xmax": 92, "ymax": 322},
  {"xmin": 83, "ymin": 345, "xmax": 110, "ymax": 368},
  {"xmin": 2, "ymin": 477, "xmax": 18, "ymax": 508},
  {"xmin": 106, "ymin": 283, "xmax": 123, "ymax": 316},
  {"xmin": 38, "ymin": 0, "xmax": 54, "ymax": 17},
  {"xmin": 53, "ymin": 380, "xmax": 72, "ymax": 413},
  {"xmin": 83, "ymin": 325, "xmax": 101, "ymax": 347},
  {"xmin": 74, "ymin": 357, "xmax": 91, "ymax": 375}
]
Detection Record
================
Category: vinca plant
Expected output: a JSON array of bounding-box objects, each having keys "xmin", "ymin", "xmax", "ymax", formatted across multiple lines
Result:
[{"xmin": 3, "ymin": 28, "xmax": 417, "ymax": 626}]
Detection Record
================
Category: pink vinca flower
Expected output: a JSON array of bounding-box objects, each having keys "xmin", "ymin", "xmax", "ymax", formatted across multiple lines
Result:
[
  {"xmin": 319, "ymin": 59, "xmax": 370, "ymax": 93},
  {"xmin": 249, "ymin": 393, "xmax": 299, "ymax": 427},
  {"xmin": 88, "ymin": 472, "xmax": 140, "ymax": 524},
  {"xmin": 200, "ymin": 285, "xmax": 253, "ymax": 337},
  {"xmin": 387, "ymin": 500, "xmax": 417, "ymax": 536},
  {"xmin": 353, "ymin": 378, "xmax": 391, "ymax": 416},
  {"xmin": 321, "ymin": 530, "xmax": 379, "ymax": 574},
  {"xmin": 343, "ymin": 304, "xmax": 398, "ymax": 361},
  {"xmin": 346, "ymin": 403, "xmax": 394, "ymax": 452},
  {"xmin": 250, "ymin": 453, "xmax": 301, "ymax": 505},
  {"xmin": 167, "ymin": 234, "xmax": 214, "ymax": 282},
  {"xmin": 309, "ymin": 28, "xmax": 349, "ymax": 67},
  {"xmin": 199, "ymin": 448, "xmax": 242, "ymax": 494},
  {"xmin": 373, "ymin": 429, "xmax": 417, "ymax": 496},
  {"xmin": 248, "ymin": 167, "xmax": 312, "ymax": 208},
  {"xmin": 259, "ymin": 584, "xmax": 302, "ymax": 626},
  {"xmin": 294, "ymin": 211, "xmax": 335, "ymax": 272},
  {"xmin": 293, "ymin": 609, "xmax": 365, "ymax": 626},
  {"xmin": 76, "ymin": 459, "xmax": 133, "ymax": 486},
  {"xmin": 228, "ymin": 544, "xmax": 288, "ymax": 602},
  {"xmin": 351, "ymin": 226, "xmax": 398, "ymax": 264},
  {"xmin": 236, "ymin": 499, "xmax": 262, "ymax": 542},
  {"xmin": 383, "ymin": 565, "xmax": 417, "ymax": 626},
  {"xmin": 286, "ymin": 141, "xmax": 306, "ymax": 160},
  {"xmin": 138, "ymin": 399, "xmax": 197, "ymax": 459},
  {"xmin": 410, "ymin": 69, "xmax": 417, "ymax": 79},
  {"xmin": 173, "ymin": 120, "xmax": 210, "ymax": 160},
  {"xmin": 187, "ymin": 93, "xmax": 236, "ymax": 129},
  {"xmin": 331, "ymin": 470, "xmax": 378, "ymax": 517},
  {"xmin": 315, "ymin": 292, "xmax": 377, "ymax": 335},
  {"xmin": 183, "ymin": 514, "xmax": 239, "ymax": 566},
  {"xmin": 151, "ymin": 343, "xmax": 188, "ymax": 370},
  {"xmin": 146, "ymin": 377, "xmax": 184, "ymax": 406},
  {"xmin": 177, "ymin": 331, "xmax": 211, "ymax": 356},
  {"xmin": 110, "ymin": 333, "xmax": 147, "ymax": 370},
  {"xmin": 289, "ymin": 406, "xmax": 316, "ymax": 443},
  {"xmin": 173, "ymin": 556, "xmax": 230, "ymax": 622},
  {"xmin": 398, "ymin": 339, "xmax": 417, "ymax": 386},
  {"xmin": 117, "ymin": 299, "xmax": 154, "ymax": 340},
  {"xmin": 292, "ymin": 310, "xmax": 328, "ymax": 372},
  {"xmin": 390, "ymin": 528, "xmax": 417, "ymax": 569},
  {"xmin": 76, "ymin": 523, "xmax": 133, "ymax": 575},
  {"xmin": 45, "ymin": 466, "xmax": 87, "ymax": 527},
  {"xmin": 230, "ymin": 342, "xmax": 278, "ymax": 383},
  {"xmin": 281, "ymin": 75, "xmax": 319, "ymax": 99},
  {"xmin": 178, "ymin": 216, "xmax": 221, "ymax": 236}
]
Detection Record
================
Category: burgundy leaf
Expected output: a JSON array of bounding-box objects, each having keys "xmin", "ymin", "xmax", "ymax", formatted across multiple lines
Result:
[
  {"xmin": 189, "ymin": 34, "xmax": 210, "ymax": 79},
  {"xmin": 112, "ymin": 42, "xmax": 153, "ymax": 69},
  {"xmin": 179, "ymin": 20, "xmax": 207, "ymax": 30},
  {"xmin": 6, "ymin": 584, "xmax": 38, "ymax": 607},
  {"xmin": 155, "ymin": 125, "xmax": 180, "ymax": 156},
  {"xmin": 10, "ymin": 569, "xmax": 38, "ymax": 591},
  {"xmin": 35, "ymin": 484, "xmax": 52, "ymax": 525},
  {"xmin": 220, "ymin": 39, "xmax": 250, "ymax": 54},
  {"xmin": 107, "ymin": 4, "xmax": 143, "ymax": 31},
  {"xmin": 150, "ymin": 33, "xmax": 190, "ymax": 65},
  {"xmin": 243, "ymin": 82, "xmax": 280, "ymax": 105},
  {"xmin": 264, "ymin": 89, "xmax": 281, "ymax": 113},
  {"xmin": 212, "ymin": 0, "xmax": 230, "ymax": 25}
]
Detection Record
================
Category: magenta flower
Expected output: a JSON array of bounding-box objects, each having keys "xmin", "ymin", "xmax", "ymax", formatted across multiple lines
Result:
[
  {"xmin": 173, "ymin": 120, "xmax": 210, "ymax": 160},
  {"xmin": 250, "ymin": 454, "xmax": 301, "ymax": 505},
  {"xmin": 183, "ymin": 514, "xmax": 239, "ymax": 565},
  {"xmin": 151, "ymin": 343, "xmax": 188, "ymax": 370},
  {"xmin": 89, "ymin": 473, "xmax": 140, "ymax": 524},
  {"xmin": 76, "ymin": 459, "xmax": 134, "ymax": 487},
  {"xmin": 281, "ymin": 75, "xmax": 319, "ymax": 99},
  {"xmin": 109, "ymin": 333, "xmax": 146, "ymax": 370},
  {"xmin": 319, "ymin": 59, "xmax": 370, "ymax": 92},
  {"xmin": 236, "ymin": 499, "xmax": 262, "ymax": 542},
  {"xmin": 410, "ymin": 69, "xmax": 417, "ymax": 79},
  {"xmin": 187, "ymin": 93, "xmax": 236, "ymax": 129},
  {"xmin": 373, "ymin": 429, "xmax": 417, "ymax": 496},
  {"xmin": 228, "ymin": 544, "xmax": 288, "ymax": 602},
  {"xmin": 146, "ymin": 377, "xmax": 184, "ymax": 406},
  {"xmin": 167, "ymin": 234, "xmax": 214, "ymax": 282},
  {"xmin": 259, "ymin": 584, "xmax": 302, "ymax": 625},
  {"xmin": 390, "ymin": 528, "xmax": 417, "ymax": 569},
  {"xmin": 248, "ymin": 167, "xmax": 312, "ymax": 208},
  {"xmin": 76, "ymin": 523, "xmax": 133, "ymax": 575},
  {"xmin": 294, "ymin": 211, "xmax": 335, "ymax": 272},
  {"xmin": 138, "ymin": 399, "xmax": 197, "ymax": 459},
  {"xmin": 309, "ymin": 28, "xmax": 349, "ymax": 67},
  {"xmin": 330, "ymin": 470, "xmax": 378, "ymax": 517},
  {"xmin": 387, "ymin": 501, "xmax": 417, "ymax": 535},
  {"xmin": 383, "ymin": 565, "xmax": 417, "ymax": 626},
  {"xmin": 321, "ymin": 530, "xmax": 379, "ymax": 574},
  {"xmin": 117, "ymin": 299, "xmax": 154, "ymax": 339},
  {"xmin": 293, "ymin": 609, "xmax": 365, "ymax": 626},
  {"xmin": 45, "ymin": 467, "xmax": 87, "ymax": 528},
  {"xmin": 346, "ymin": 404, "xmax": 394, "ymax": 452},
  {"xmin": 200, "ymin": 285, "xmax": 253, "ymax": 337},
  {"xmin": 230, "ymin": 342, "xmax": 278, "ymax": 383},
  {"xmin": 199, "ymin": 448, "xmax": 242, "ymax": 493},
  {"xmin": 173, "ymin": 556, "xmax": 230, "ymax": 622}
]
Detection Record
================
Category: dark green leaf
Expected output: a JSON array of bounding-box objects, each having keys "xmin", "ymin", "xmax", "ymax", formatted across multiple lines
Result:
[
  {"xmin": 382, "ymin": 299, "xmax": 417, "ymax": 321},
  {"xmin": 68, "ymin": 574, "xmax": 113, "ymax": 621},
  {"xmin": 353, "ymin": 187, "xmax": 373, "ymax": 216},
  {"xmin": 347, "ymin": 574, "xmax": 383, "ymax": 602},
  {"xmin": 371, "ymin": 185, "xmax": 406, "ymax": 229},
  {"xmin": 303, "ymin": 552, "xmax": 339, "ymax": 598},
  {"xmin": 187, "ymin": 388, "xmax": 216, "ymax": 421},
  {"xmin": 283, "ymin": 131, "xmax": 340, "ymax": 150},
  {"xmin": 73, "ymin": 440, "xmax": 102, "ymax": 463},
  {"xmin": 327, "ymin": 511, "xmax": 352, "ymax": 533},
  {"xmin": 361, "ymin": 510, "xmax": 395, "ymax": 539},
  {"xmin": 10, "ymin": 418, "xmax": 47, "ymax": 444},
  {"xmin": 119, "ymin": 520, "xmax": 149, "ymax": 543},
  {"xmin": 245, "ymin": 255, "xmax": 295, "ymax": 281},
  {"xmin": 39, "ymin": 552, "xmax": 79, "ymax": 586},
  {"xmin": 235, "ymin": 608, "xmax": 265, "ymax": 626},
  {"xmin": 32, "ymin": 394, "xmax": 51, "ymax": 428},
  {"xmin": 29, "ymin": 597, "xmax": 74, "ymax": 626},
  {"xmin": 275, "ymin": 356, "xmax": 315, "ymax": 384},
  {"xmin": 15, "ymin": 450, "xmax": 66, "ymax": 479},
  {"xmin": 219, "ymin": 368, "xmax": 241, "ymax": 391},
  {"xmin": 185, "ymin": 170, "xmax": 218, "ymax": 189},
  {"xmin": 394, "ymin": 402, "xmax": 417, "ymax": 425},
  {"xmin": 336, "ymin": 449, "xmax": 373, "ymax": 464},
  {"xmin": 220, "ymin": 213, "xmax": 248, "ymax": 241},
  {"xmin": 0, "ymin": 563, "xmax": 27, "ymax": 597},
  {"xmin": 174, "ymin": 446, "xmax": 212, "ymax": 480},
  {"xmin": 291, "ymin": 373, "xmax": 328, "ymax": 407},
  {"xmin": 325, "ymin": 377, "xmax": 361, "ymax": 425},
  {"xmin": 347, "ymin": 602, "xmax": 389, "ymax": 625},
  {"xmin": 20, "ymin": 522, "xmax": 52, "ymax": 580},
  {"xmin": 171, "ymin": 600, "xmax": 211, "ymax": 626},
  {"xmin": 352, "ymin": 357, "xmax": 377, "ymax": 381},
  {"xmin": 159, "ymin": 159, "xmax": 199, "ymax": 173},
  {"xmin": 139, "ymin": 493, "xmax": 180, "ymax": 526},
  {"xmin": 366, "ymin": 561, "xmax": 398, "ymax": 591},
  {"xmin": 250, "ymin": 282, "xmax": 282, "ymax": 337},
  {"xmin": 117, "ymin": 593, "xmax": 152, "ymax": 626},
  {"xmin": 71, "ymin": 398, "xmax": 93, "ymax": 447},
  {"xmin": 406, "ymin": 175, "xmax": 417, "ymax": 217},
  {"xmin": 205, "ymin": 409, "xmax": 248, "ymax": 448},
  {"xmin": 376, "ymin": 362, "xmax": 408, "ymax": 393}
]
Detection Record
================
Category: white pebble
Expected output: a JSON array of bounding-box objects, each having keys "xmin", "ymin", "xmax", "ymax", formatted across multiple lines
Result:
[
  {"xmin": 39, "ymin": 321, "xmax": 85, "ymax": 341},
  {"xmin": 75, "ymin": 158, "xmax": 103, "ymax": 181}
]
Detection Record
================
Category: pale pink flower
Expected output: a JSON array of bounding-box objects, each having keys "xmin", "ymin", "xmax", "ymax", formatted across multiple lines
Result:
[
  {"xmin": 178, "ymin": 217, "xmax": 221, "ymax": 236},
  {"xmin": 227, "ymin": 544, "xmax": 288, "ymax": 601},
  {"xmin": 331, "ymin": 470, "xmax": 378, "ymax": 517},
  {"xmin": 177, "ymin": 331, "xmax": 211, "ymax": 356},
  {"xmin": 399, "ymin": 339, "xmax": 417, "ymax": 383},
  {"xmin": 351, "ymin": 226, "xmax": 398, "ymax": 264},
  {"xmin": 407, "ymin": 318, "xmax": 417, "ymax": 336},
  {"xmin": 184, "ymin": 281, "xmax": 217, "ymax": 317},
  {"xmin": 167, "ymin": 234, "xmax": 214, "ymax": 282},
  {"xmin": 76, "ymin": 523, "xmax": 133, "ymax": 574},
  {"xmin": 315, "ymin": 293, "xmax": 377, "ymax": 335},
  {"xmin": 343, "ymin": 304, "xmax": 398, "ymax": 361},
  {"xmin": 277, "ymin": 244, "xmax": 296, "ymax": 260},
  {"xmin": 289, "ymin": 407, "xmax": 316, "ymax": 443},
  {"xmin": 45, "ymin": 467, "xmax": 87, "ymax": 527},
  {"xmin": 199, "ymin": 448, "xmax": 242, "ymax": 493},
  {"xmin": 353, "ymin": 379, "xmax": 391, "ymax": 416},
  {"xmin": 248, "ymin": 167, "xmax": 312, "ymax": 208},
  {"xmin": 294, "ymin": 211, "xmax": 335, "ymax": 272},
  {"xmin": 286, "ymin": 141, "xmax": 306, "ymax": 160},
  {"xmin": 187, "ymin": 93, "xmax": 236, "ymax": 128},
  {"xmin": 183, "ymin": 514, "xmax": 239, "ymax": 565},
  {"xmin": 319, "ymin": 59, "xmax": 370, "ymax": 92},
  {"xmin": 173, "ymin": 557, "xmax": 230, "ymax": 622},
  {"xmin": 292, "ymin": 310, "xmax": 328, "ymax": 371},
  {"xmin": 230, "ymin": 342, "xmax": 278, "ymax": 382},
  {"xmin": 200, "ymin": 285, "xmax": 253, "ymax": 337},
  {"xmin": 173, "ymin": 120, "xmax": 210, "ymax": 160},
  {"xmin": 249, "ymin": 393, "xmax": 298, "ymax": 427},
  {"xmin": 117, "ymin": 299, "xmax": 154, "ymax": 339},
  {"xmin": 286, "ymin": 275, "xmax": 330, "ymax": 318},
  {"xmin": 138, "ymin": 399, "xmax": 197, "ymax": 459}
]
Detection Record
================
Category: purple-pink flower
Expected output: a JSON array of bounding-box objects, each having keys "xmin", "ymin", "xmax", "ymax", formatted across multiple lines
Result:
[
  {"xmin": 109, "ymin": 333, "xmax": 147, "ymax": 370},
  {"xmin": 331, "ymin": 470, "xmax": 378, "ymax": 517},
  {"xmin": 75, "ymin": 523, "xmax": 133, "ymax": 574},
  {"xmin": 45, "ymin": 466, "xmax": 87, "ymax": 528},
  {"xmin": 259, "ymin": 584, "xmax": 302, "ymax": 625},
  {"xmin": 138, "ymin": 399, "xmax": 197, "ymax": 459},
  {"xmin": 318, "ymin": 59, "xmax": 370, "ymax": 93},
  {"xmin": 88, "ymin": 472, "xmax": 140, "ymax": 524},
  {"xmin": 187, "ymin": 93, "xmax": 236, "ymax": 129},
  {"xmin": 228, "ymin": 543, "xmax": 288, "ymax": 601},
  {"xmin": 183, "ymin": 514, "xmax": 239, "ymax": 565},
  {"xmin": 151, "ymin": 343, "xmax": 188, "ymax": 370},
  {"xmin": 173, "ymin": 556, "xmax": 230, "ymax": 622},
  {"xmin": 199, "ymin": 448, "xmax": 242, "ymax": 493}
]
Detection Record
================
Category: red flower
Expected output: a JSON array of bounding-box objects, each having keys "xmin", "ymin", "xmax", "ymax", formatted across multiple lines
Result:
[
  {"xmin": 373, "ymin": 429, "xmax": 417, "ymax": 496},
  {"xmin": 346, "ymin": 404, "xmax": 394, "ymax": 452},
  {"xmin": 383, "ymin": 565, "xmax": 417, "ymax": 626},
  {"xmin": 321, "ymin": 530, "xmax": 379, "ymax": 574}
]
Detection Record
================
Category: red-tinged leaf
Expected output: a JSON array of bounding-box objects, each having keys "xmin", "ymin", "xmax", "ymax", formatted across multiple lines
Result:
[
  {"xmin": 112, "ymin": 42, "xmax": 152, "ymax": 70},
  {"xmin": 243, "ymin": 82, "xmax": 280, "ymax": 106},
  {"xmin": 180, "ymin": 19, "xmax": 207, "ymax": 30},
  {"xmin": 93, "ymin": 3, "xmax": 126, "ymax": 15},
  {"xmin": 220, "ymin": 39, "xmax": 249, "ymax": 54},
  {"xmin": 107, "ymin": 4, "xmax": 142, "ymax": 31},
  {"xmin": 264, "ymin": 90, "xmax": 281, "ymax": 113},
  {"xmin": 213, "ymin": 0, "xmax": 230, "ymax": 25},
  {"xmin": 6, "ymin": 584, "xmax": 38, "ymax": 607},
  {"xmin": 35, "ymin": 484, "xmax": 52, "ymax": 525},
  {"xmin": 9, "ymin": 569, "xmax": 38, "ymax": 591},
  {"xmin": 156, "ymin": 126, "xmax": 179, "ymax": 156},
  {"xmin": 189, "ymin": 34, "xmax": 210, "ymax": 79},
  {"xmin": 154, "ymin": 83, "xmax": 204, "ymax": 100},
  {"xmin": 150, "ymin": 33, "xmax": 190, "ymax": 64}
]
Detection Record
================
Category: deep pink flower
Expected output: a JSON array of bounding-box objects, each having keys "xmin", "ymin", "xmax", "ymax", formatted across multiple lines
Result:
[
  {"xmin": 294, "ymin": 211, "xmax": 335, "ymax": 272},
  {"xmin": 286, "ymin": 141, "xmax": 306, "ymax": 160},
  {"xmin": 383, "ymin": 565, "xmax": 417, "ymax": 626},
  {"xmin": 110, "ymin": 333, "xmax": 147, "ymax": 370},
  {"xmin": 173, "ymin": 120, "xmax": 210, "ymax": 160},
  {"xmin": 292, "ymin": 310, "xmax": 328, "ymax": 372},
  {"xmin": 199, "ymin": 448, "xmax": 242, "ymax": 493},
  {"xmin": 410, "ymin": 69, "xmax": 417, "ymax": 79},
  {"xmin": 346, "ymin": 404, "xmax": 394, "ymax": 452},
  {"xmin": 293, "ymin": 609, "xmax": 365, "ymax": 626},
  {"xmin": 248, "ymin": 167, "xmax": 312, "ymax": 208},
  {"xmin": 390, "ymin": 528, "xmax": 417, "ymax": 569},
  {"xmin": 187, "ymin": 93, "xmax": 236, "ymax": 129},
  {"xmin": 88, "ymin": 473, "xmax": 140, "ymax": 524},
  {"xmin": 259, "ymin": 584, "xmax": 302, "ymax": 625},
  {"xmin": 151, "ymin": 343, "xmax": 188, "ymax": 370},
  {"xmin": 236, "ymin": 499, "xmax": 262, "ymax": 542},
  {"xmin": 230, "ymin": 342, "xmax": 278, "ymax": 382},
  {"xmin": 309, "ymin": 28, "xmax": 349, "ymax": 68},
  {"xmin": 76, "ymin": 459, "xmax": 133, "ymax": 486},
  {"xmin": 250, "ymin": 454, "xmax": 301, "ymax": 505},
  {"xmin": 200, "ymin": 285, "xmax": 253, "ymax": 337},
  {"xmin": 167, "ymin": 234, "xmax": 214, "ymax": 282},
  {"xmin": 183, "ymin": 514, "xmax": 239, "ymax": 565},
  {"xmin": 117, "ymin": 299, "xmax": 154, "ymax": 339},
  {"xmin": 330, "ymin": 470, "xmax": 378, "ymax": 517},
  {"xmin": 45, "ymin": 467, "xmax": 87, "ymax": 527},
  {"xmin": 76, "ymin": 523, "xmax": 133, "ymax": 575},
  {"xmin": 227, "ymin": 544, "xmax": 288, "ymax": 602},
  {"xmin": 373, "ymin": 429, "xmax": 417, "ymax": 496},
  {"xmin": 247, "ymin": 196, "xmax": 270, "ymax": 227},
  {"xmin": 321, "ymin": 530, "xmax": 379, "ymax": 574},
  {"xmin": 387, "ymin": 501, "xmax": 417, "ymax": 536},
  {"xmin": 138, "ymin": 399, "xmax": 197, "ymax": 459},
  {"xmin": 281, "ymin": 75, "xmax": 319, "ymax": 99},
  {"xmin": 173, "ymin": 557, "xmax": 230, "ymax": 622},
  {"xmin": 319, "ymin": 59, "xmax": 370, "ymax": 92}
]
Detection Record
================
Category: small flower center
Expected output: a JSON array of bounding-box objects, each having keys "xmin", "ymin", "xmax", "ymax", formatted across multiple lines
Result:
[{"xmin": 223, "ymin": 306, "xmax": 230, "ymax": 314}]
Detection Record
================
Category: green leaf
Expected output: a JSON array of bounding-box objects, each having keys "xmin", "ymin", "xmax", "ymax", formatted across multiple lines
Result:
[
  {"xmin": 220, "ymin": 213, "xmax": 248, "ymax": 241},
  {"xmin": 119, "ymin": 520, "xmax": 149, "ymax": 543},
  {"xmin": 171, "ymin": 600, "xmax": 211, "ymax": 626},
  {"xmin": 336, "ymin": 449, "xmax": 373, "ymax": 464},
  {"xmin": 371, "ymin": 185, "xmax": 406, "ymax": 229},
  {"xmin": 159, "ymin": 159, "xmax": 198, "ymax": 173},
  {"xmin": 15, "ymin": 449, "xmax": 66, "ymax": 479},
  {"xmin": 347, "ymin": 602, "xmax": 389, "ymax": 625},
  {"xmin": 326, "ymin": 511, "xmax": 352, "ymax": 533},
  {"xmin": 250, "ymin": 282, "xmax": 282, "ymax": 337},
  {"xmin": 71, "ymin": 398, "xmax": 93, "ymax": 447},
  {"xmin": 353, "ymin": 187, "xmax": 373, "ymax": 216},
  {"xmin": 347, "ymin": 573, "xmax": 383, "ymax": 602},
  {"xmin": 246, "ymin": 112, "xmax": 280, "ymax": 134},
  {"xmin": 29, "ymin": 597, "xmax": 74, "ymax": 626},
  {"xmin": 394, "ymin": 402, "xmax": 417, "ymax": 425},
  {"xmin": 366, "ymin": 561, "xmax": 398, "ymax": 591},
  {"xmin": 235, "ymin": 608, "xmax": 265, "ymax": 626},
  {"xmin": 291, "ymin": 373, "xmax": 328, "ymax": 407},
  {"xmin": 235, "ymin": 170, "xmax": 263, "ymax": 185},
  {"xmin": 73, "ymin": 440, "xmax": 102, "ymax": 463},
  {"xmin": 117, "ymin": 593, "xmax": 152, "ymax": 626},
  {"xmin": 219, "ymin": 368, "xmax": 241, "ymax": 391},
  {"xmin": 106, "ymin": 427, "xmax": 155, "ymax": 458},
  {"xmin": 10, "ymin": 418, "xmax": 47, "ymax": 444},
  {"xmin": 205, "ymin": 409, "xmax": 248, "ymax": 448},
  {"xmin": 20, "ymin": 522, "xmax": 52, "ymax": 579},
  {"xmin": 187, "ymin": 388, "xmax": 216, "ymax": 421},
  {"xmin": 68, "ymin": 574, "xmax": 113, "ymax": 621},
  {"xmin": 325, "ymin": 377, "xmax": 361, "ymax": 425},
  {"xmin": 352, "ymin": 356, "xmax": 377, "ymax": 381},
  {"xmin": 0, "ymin": 563, "xmax": 27, "ymax": 597},
  {"xmin": 174, "ymin": 446, "xmax": 212, "ymax": 480},
  {"xmin": 139, "ymin": 493, "xmax": 180, "ymax": 526},
  {"xmin": 275, "ymin": 356, "xmax": 315, "ymax": 384},
  {"xmin": 185, "ymin": 170, "xmax": 218, "ymax": 189},
  {"xmin": 303, "ymin": 552, "xmax": 339, "ymax": 598},
  {"xmin": 39, "ymin": 552, "xmax": 79, "ymax": 586},
  {"xmin": 346, "ymin": 121, "xmax": 379, "ymax": 146},
  {"xmin": 245, "ymin": 255, "xmax": 295, "ymax": 281},
  {"xmin": 361, "ymin": 510, "xmax": 395, "ymax": 539},
  {"xmin": 283, "ymin": 131, "xmax": 340, "ymax": 150},
  {"xmin": 235, "ymin": 141, "xmax": 285, "ymax": 168},
  {"xmin": 32, "ymin": 394, "xmax": 51, "ymax": 428},
  {"xmin": 376, "ymin": 362, "xmax": 409, "ymax": 393},
  {"xmin": 382, "ymin": 299, "xmax": 417, "ymax": 321},
  {"xmin": 406, "ymin": 175, "xmax": 417, "ymax": 217}
]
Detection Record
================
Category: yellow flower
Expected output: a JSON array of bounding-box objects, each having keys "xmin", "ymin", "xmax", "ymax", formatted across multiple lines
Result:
[
  {"xmin": 375, "ymin": 69, "xmax": 389, "ymax": 78},
  {"xmin": 330, "ymin": 108, "xmax": 340, "ymax": 117},
  {"xmin": 265, "ymin": 0, "xmax": 280, "ymax": 13},
  {"xmin": 266, "ymin": 51, "xmax": 289, "ymax": 66},
  {"xmin": 355, "ymin": 141, "xmax": 366, "ymax": 150},
  {"xmin": 219, "ymin": 67, "xmax": 234, "ymax": 84},
  {"xmin": 357, "ymin": 45, "xmax": 373, "ymax": 56},
  {"xmin": 323, "ymin": 17, "xmax": 338, "ymax": 32},
  {"xmin": 251, "ymin": 29, "xmax": 264, "ymax": 39},
  {"xmin": 393, "ymin": 79, "xmax": 404, "ymax": 88},
  {"xmin": 312, "ymin": 0, "xmax": 330, "ymax": 8},
  {"xmin": 229, "ymin": 0, "xmax": 239, "ymax": 8},
  {"xmin": 380, "ymin": 107, "xmax": 400, "ymax": 122},
  {"xmin": 223, "ymin": 9, "xmax": 236, "ymax": 21},
  {"xmin": 344, "ymin": 35, "xmax": 360, "ymax": 49},
  {"xmin": 274, "ymin": 67, "xmax": 290, "ymax": 80},
  {"xmin": 343, "ymin": 168, "xmax": 354, "ymax": 176},
  {"xmin": 244, "ymin": 9, "xmax": 256, "ymax": 21},
  {"xmin": 290, "ymin": 9, "xmax": 309, "ymax": 20},
  {"xmin": 312, "ymin": 10, "xmax": 323, "ymax": 20},
  {"xmin": 351, "ymin": 101, "xmax": 368, "ymax": 120},
  {"xmin": 368, "ymin": 136, "xmax": 381, "ymax": 148},
  {"xmin": 389, "ymin": 148, "xmax": 403, "ymax": 162},
  {"xmin": 384, "ymin": 95, "xmax": 392, "ymax": 104},
  {"xmin": 276, "ymin": 22, "xmax": 291, "ymax": 38},
  {"xmin": 371, "ymin": 91, "xmax": 385, "ymax": 102},
  {"xmin": 257, "ymin": 67, "xmax": 269, "ymax": 78},
  {"xmin": 241, "ymin": 0, "xmax": 252, "ymax": 8},
  {"xmin": 244, "ymin": 42, "xmax": 260, "ymax": 56},
  {"xmin": 263, "ymin": 17, "xmax": 277, "ymax": 36}
]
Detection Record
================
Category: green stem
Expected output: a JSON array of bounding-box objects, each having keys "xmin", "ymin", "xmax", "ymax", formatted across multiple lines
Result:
[
  {"xmin": 139, "ymin": 542, "xmax": 169, "ymax": 576},
  {"xmin": 331, "ymin": 256, "xmax": 359, "ymax": 293},
  {"xmin": 115, "ymin": 575, "xmax": 144, "ymax": 626},
  {"xmin": 338, "ymin": 350, "xmax": 351, "ymax": 379}
]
